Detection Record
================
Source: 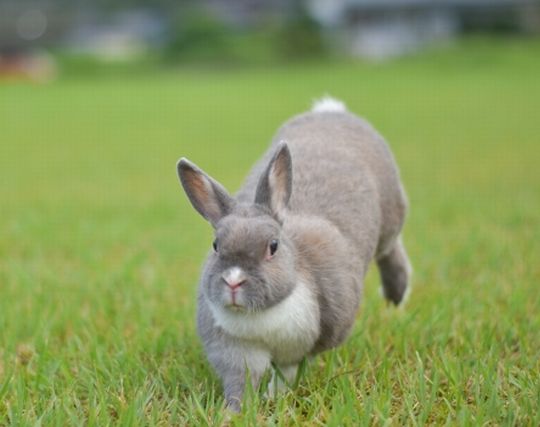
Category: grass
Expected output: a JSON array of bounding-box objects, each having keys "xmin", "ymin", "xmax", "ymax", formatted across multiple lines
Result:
[{"xmin": 1, "ymin": 37, "xmax": 539, "ymax": 425}]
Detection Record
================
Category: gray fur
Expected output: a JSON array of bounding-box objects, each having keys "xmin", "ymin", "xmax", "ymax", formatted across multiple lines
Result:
[
  {"xmin": 177, "ymin": 103, "xmax": 411, "ymax": 410},
  {"xmin": 377, "ymin": 237, "xmax": 411, "ymax": 305},
  {"xmin": 254, "ymin": 142, "xmax": 293, "ymax": 218}
]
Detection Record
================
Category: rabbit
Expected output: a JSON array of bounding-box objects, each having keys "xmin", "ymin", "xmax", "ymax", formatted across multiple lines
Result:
[{"xmin": 176, "ymin": 97, "xmax": 411, "ymax": 411}]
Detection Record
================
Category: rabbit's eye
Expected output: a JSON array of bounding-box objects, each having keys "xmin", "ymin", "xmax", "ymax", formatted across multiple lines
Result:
[
  {"xmin": 269, "ymin": 239, "xmax": 279, "ymax": 256},
  {"xmin": 212, "ymin": 239, "xmax": 218, "ymax": 252}
]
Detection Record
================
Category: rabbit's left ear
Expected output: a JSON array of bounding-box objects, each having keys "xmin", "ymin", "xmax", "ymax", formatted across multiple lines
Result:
[
  {"xmin": 177, "ymin": 158, "xmax": 234, "ymax": 227},
  {"xmin": 255, "ymin": 142, "xmax": 292, "ymax": 218}
]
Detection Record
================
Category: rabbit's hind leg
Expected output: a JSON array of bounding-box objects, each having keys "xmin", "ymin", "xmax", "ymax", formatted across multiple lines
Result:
[{"xmin": 376, "ymin": 236, "xmax": 412, "ymax": 306}]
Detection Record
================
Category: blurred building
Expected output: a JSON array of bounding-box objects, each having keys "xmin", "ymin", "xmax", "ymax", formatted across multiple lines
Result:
[
  {"xmin": 204, "ymin": 0, "xmax": 293, "ymax": 27},
  {"xmin": 0, "ymin": 1, "xmax": 165, "ymax": 79},
  {"xmin": 0, "ymin": 0, "xmax": 70, "ymax": 80},
  {"xmin": 65, "ymin": 9, "xmax": 165, "ymax": 61},
  {"xmin": 307, "ymin": 0, "xmax": 540, "ymax": 59},
  {"xmin": 1, "ymin": 0, "xmax": 539, "ymax": 72}
]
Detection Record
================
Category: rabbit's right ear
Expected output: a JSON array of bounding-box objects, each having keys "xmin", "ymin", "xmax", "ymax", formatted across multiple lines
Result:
[
  {"xmin": 177, "ymin": 158, "xmax": 234, "ymax": 226},
  {"xmin": 255, "ymin": 142, "xmax": 292, "ymax": 218}
]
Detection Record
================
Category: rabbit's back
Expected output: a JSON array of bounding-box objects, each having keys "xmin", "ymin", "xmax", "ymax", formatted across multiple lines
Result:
[{"xmin": 238, "ymin": 110, "xmax": 407, "ymax": 274}]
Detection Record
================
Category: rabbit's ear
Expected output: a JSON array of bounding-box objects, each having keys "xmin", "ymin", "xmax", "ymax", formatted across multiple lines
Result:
[
  {"xmin": 255, "ymin": 142, "xmax": 292, "ymax": 217},
  {"xmin": 177, "ymin": 158, "xmax": 233, "ymax": 226}
]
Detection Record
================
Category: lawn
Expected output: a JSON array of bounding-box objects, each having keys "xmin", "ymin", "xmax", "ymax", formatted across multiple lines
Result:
[{"xmin": 1, "ymin": 38, "xmax": 539, "ymax": 425}]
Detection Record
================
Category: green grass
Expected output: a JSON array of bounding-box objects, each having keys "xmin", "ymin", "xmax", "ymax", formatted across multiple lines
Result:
[{"xmin": 1, "ymin": 38, "xmax": 539, "ymax": 425}]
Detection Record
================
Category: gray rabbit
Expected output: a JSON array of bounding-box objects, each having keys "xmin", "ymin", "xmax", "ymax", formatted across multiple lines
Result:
[{"xmin": 177, "ymin": 98, "xmax": 411, "ymax": 411}]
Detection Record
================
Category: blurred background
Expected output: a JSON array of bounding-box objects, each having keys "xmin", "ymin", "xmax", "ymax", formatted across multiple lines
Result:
[
  {"xmin": 1, "ymin": 0, "xmax": 540, "ymax": 79},
  {"xmin": 1, "ymin": 1, "xmax": 540, "ymax": 424}
]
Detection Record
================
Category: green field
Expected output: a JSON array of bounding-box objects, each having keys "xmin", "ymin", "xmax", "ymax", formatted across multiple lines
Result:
[{"xmin": 1, "ymin": 38, "xmax": 539, "ymax": 425}]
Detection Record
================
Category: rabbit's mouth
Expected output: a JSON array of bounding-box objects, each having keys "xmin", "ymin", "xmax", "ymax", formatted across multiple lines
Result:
[
  {"xmin": 224, "ymin": 288, "xmax": 246, "ymax": 311},
  {"xmin": 227, "ymin": 304, "xmax": 245, "ymax": 313}
]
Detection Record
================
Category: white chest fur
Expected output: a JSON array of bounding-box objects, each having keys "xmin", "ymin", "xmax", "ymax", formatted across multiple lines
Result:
[{"xmin": 209, "ymin": 282, "xmax": 320, "ymax": 364}]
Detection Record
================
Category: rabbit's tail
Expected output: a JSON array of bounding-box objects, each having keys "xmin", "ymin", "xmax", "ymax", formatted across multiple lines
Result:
[{"xmin": 312, "ymin": 96, "xmax": 347, "ymax": 113}]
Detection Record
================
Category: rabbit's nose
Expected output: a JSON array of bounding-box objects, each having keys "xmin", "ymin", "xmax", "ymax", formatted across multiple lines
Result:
[
  {"xmin": 222, "ymin": 267, "xmax": 247, "ymax": 289},
  {"xmin": 225, "ymin": 279, "xmax": 245, "ymax": 290}
]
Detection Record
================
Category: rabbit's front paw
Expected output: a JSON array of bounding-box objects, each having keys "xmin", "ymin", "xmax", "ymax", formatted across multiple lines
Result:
[{"xmin": 266, "ymin": 364, "xmax": 298, "ymax": 399}]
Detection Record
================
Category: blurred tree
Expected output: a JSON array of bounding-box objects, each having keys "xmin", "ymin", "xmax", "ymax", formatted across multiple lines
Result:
[
  {"xmin": 165, "ymin": 5, "xmax": 231, "ymax": 62},
  {"xmin": 274, "ymin": 0, "xmax": 326, "ymax": 60}
]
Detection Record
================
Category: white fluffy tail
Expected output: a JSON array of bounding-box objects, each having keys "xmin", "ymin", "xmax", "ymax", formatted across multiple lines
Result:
[{"xmin": 312, "ymin": 96, "xmax": 347, "ymax": 113}]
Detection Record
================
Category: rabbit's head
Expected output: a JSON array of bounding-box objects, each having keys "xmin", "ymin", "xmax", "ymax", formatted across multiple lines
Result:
[{"xmin": 177, "ymin": 143, "xmax": 298, "ymax": 312}]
